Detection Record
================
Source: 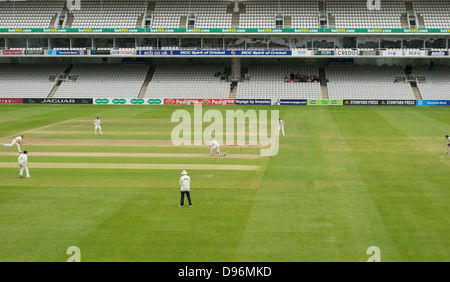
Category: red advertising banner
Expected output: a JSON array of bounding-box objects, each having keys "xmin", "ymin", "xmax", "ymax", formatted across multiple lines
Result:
[
  {"xmin": 0, "ymin": 98, "xmax": 23, "ymax": 104},
  {"xmin": 164, "ymin": 99, "xmax": 235, "ymax": 105},
  {"xmin": 2, "ymin": 50, "xmax": 24, "ymax": 55}
]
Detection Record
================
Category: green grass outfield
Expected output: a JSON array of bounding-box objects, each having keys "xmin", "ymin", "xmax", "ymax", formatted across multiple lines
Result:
[{"xmin": 0, "ymin": 104, "xmax": 449, "ymax": 262}]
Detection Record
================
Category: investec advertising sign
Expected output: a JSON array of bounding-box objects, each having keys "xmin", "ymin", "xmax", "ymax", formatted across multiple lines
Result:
[{"xmin": 235, "ymin": 99, "xmax": 273, "ymax": 105}]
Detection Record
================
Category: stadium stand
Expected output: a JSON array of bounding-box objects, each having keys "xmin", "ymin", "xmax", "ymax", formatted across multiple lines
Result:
[
  {"xmin": 326, "ymin": 0, "xmax": 405, "ymax": 29},
  {"xmin": 412, "ymin": 0, "xmax": 450, "ymax": 29},
  {"xmin": 0, "ymin": 64, "xmax": 67, "ymax": 98},
  {"xmin": 0, "ymin": 0, "xmax": 450, "ymax": 30},
  {"xmin": 55, "ymin": 64, "xmax": 150, "ymax": 98},
  {"xmin": 240, "ymin": 0, "xmax": 320, "ymax": 29},
  {"xmin": 151, "ymin": 1, "xmax": 232, "ymax": 29},
  {"xmin": 237, "ymin": 65, "xmax": 322, "ymax": 99},
  {"xmin": 325, "ymin": 65, "xmax": 416, "ymax": 100},
  {"xmin": 413, "ymin": 65, "xmax": 450, "ymax": 100},
  {"xmin": 69, "ymin": 0, "xmax": 147, "ymax": 29},
  {"xmin": 0, "ymin": 0, "xmax": 65, "ymax": 29},
  {"xmin": 144, "ymin": 64, "xmax": 230, "ymax": 99}
]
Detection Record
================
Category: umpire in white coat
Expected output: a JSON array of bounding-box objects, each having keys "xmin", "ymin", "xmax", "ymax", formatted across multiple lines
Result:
[{"xmin": 179, "ymin": 170, "xmax": 192, "ymax": 207}]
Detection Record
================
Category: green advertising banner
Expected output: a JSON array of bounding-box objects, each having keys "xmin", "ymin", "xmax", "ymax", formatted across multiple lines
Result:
[
  {"xmin": 1, "ymin": 28, "xmax": 449, "ymax": 34},
  {"xmin": 307, "ymin": 99, "xmax": 343, "ymax": 106},
  {"xmin": 112, "ymin": 98, "xmax": 126, "ymax": 105},
  {"xmin": 94, "ymin": 98, "xmax": 164, "ymax": 105}
]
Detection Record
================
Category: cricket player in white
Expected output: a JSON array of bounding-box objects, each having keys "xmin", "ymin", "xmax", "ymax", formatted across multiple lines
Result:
[
  {"xmin": 446, "ymin": 135, "xmax": 449, "ymax": 154},
  {"xmin": 278, "ymin": 118, "xmax": 285, "ymax": 136},
  {"xmin": 3, "ymin": 135, "xmax": 24, "ymax": 152},
  {"xmin": 179, "ymin": 170, "xmax": 192, "ymax": 207},
  {"xmin": 208, "ymin": 138, "xmax": 226, "ymax": 156},
  {"xmin": 18, "ymin": 151, "xmax": 30, "ymax": 178},
  {"xmin": 94, "ymin": 117, "xmax": 103, "ymax": 135}
]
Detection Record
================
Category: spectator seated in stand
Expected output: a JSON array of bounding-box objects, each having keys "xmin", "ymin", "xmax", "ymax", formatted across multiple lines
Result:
[{"xmin": 284, "ymin": 73, "xmax": 320, "ymax": 83}]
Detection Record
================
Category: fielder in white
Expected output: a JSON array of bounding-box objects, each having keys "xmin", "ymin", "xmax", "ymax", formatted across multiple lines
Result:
[
  {"xmin": 278, "ymin": 118, "xmax": 285, "ymax": 136},
  {"xmin": 94, "ymin": 117, "xmax": 103, "ymax": 135},
  {"xmin": 3, "ymin": 135, "xmax": 24, "ymax": 152},
  {"xmin": 208, "ymin": 138, "xmax": 226, "ymax": 157},
  {"xmin": 18, "ymin": 151, "xmax": 30, "ymax": 178}
]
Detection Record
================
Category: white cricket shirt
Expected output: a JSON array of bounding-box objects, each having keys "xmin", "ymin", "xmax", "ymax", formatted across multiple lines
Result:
[
  {"xmin": 18, "ymin": 153, "xmax": 28, "ymax": 164},
  {"xmin": 180, "ymin": 175, "xmax": 191, "ymax": 191}
]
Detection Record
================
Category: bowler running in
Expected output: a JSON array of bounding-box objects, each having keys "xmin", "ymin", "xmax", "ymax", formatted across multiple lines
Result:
[{"xmin": 3, "ymin": 135, "xmax": 24, "ymax": 152}]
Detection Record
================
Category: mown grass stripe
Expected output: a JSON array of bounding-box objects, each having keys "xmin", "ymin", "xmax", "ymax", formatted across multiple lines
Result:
[
  {"xmin": 0, "ymin": 152, "xmax": 263, "ymax": 159},
  {"xmin": 0, "ymin": 162, "xmax": 260, "ymax": 171}
]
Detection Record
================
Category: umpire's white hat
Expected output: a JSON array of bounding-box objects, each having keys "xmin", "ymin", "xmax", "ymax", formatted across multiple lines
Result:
[{"xmin": 181, "ymin": 170, "xmax": 188, "ymax": 175}]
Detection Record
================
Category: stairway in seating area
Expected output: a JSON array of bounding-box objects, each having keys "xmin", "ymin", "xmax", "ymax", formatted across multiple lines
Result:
[
  {"xmin": 283, "ymin": 16, "xmax": 291, "ymax": 28},
  {"xmin": 138, "ymin": 67, "xmax": 155, "ymax": 98},
  {"xmin": 47, "ymin": 84, "xmax": 60, "ymax": 98},
  {"xmin": 229, "ymin": 83, "xmax": 237, "ymax": 99},
  {"xmin": 410, "ymin": 82, "xmax": 422, "ymax": 100},
  {"xmin": 228, "ymin": 2, "xmax": 245, "ymax": 28},
  {"xmin": 47, "ymin": 64, "xmax": 74, "ymax": 98},
  {"xmin": 319, "ymin": 67, "xmax": 328, "ymax": 99}
]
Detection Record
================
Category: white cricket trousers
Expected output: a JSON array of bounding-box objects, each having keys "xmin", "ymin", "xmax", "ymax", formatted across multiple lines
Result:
[
  {"xmin": 19, "ymin": 162, "xmax": 30, "ymax": 178},
  {"xmin": 210, "ymin": 145, "xmax": 222, "ymax": 155},
  {"xmin": 95, "ymin": 125, "xmax": 102, "ymax": 135},
  {"xmin": 4, "ymin": 140, "xmax": 21, "ymax": 152},
  {"xmin": 278, "ymin": 126, "xmax": 285, "ymax": 136}
]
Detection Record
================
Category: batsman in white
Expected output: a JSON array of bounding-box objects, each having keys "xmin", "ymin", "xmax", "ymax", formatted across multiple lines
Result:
[
  {"xmin": 18, "ymin": 150, "xmax": 30, "ymax": 178},
  {"xmin": 278, "ymin": 118, "xmax": 285, "ymax": 136},
  {"xmin": 3, "ymin": 135, "xmax": 24, "ymax": 152},
  {"xmin": 94, "ymin": 117, "xmax": 103, "ymax": 135},
  {"xmin": 208, "ymin": 138, "xmax": 226, "ymax": 157}
]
